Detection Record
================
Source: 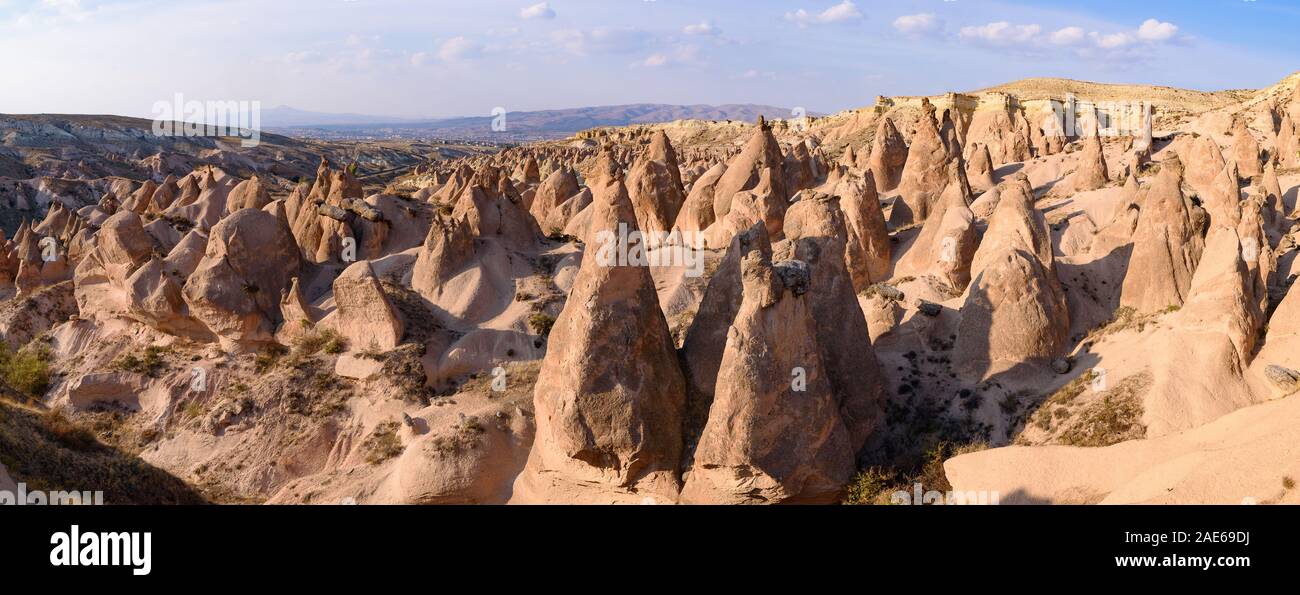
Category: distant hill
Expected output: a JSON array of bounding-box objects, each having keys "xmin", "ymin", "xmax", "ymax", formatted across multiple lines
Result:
[
  {"xmin": 272, "ymin": 103, "xmax": 802, "ymax": 142},
  {"xmin": 260, "ymin": 106, "xmax": 423, "ymax": 128}
]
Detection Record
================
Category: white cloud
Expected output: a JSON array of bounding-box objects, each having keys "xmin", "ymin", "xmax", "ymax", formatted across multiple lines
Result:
[
  {"xmin": 519, "ymin": 2, "xmax": 555, "ymax": 20},
  {"xmin": 956, "ymin": 17, "xmax": 1180, "ymax": 55},
  {"xmin": 549, "ymin": 27, "xmax": 651, "ymax": 56},
  {"xmin": 1049, "ymin": 26, "xmax": 1085, "ymax": 46},
  {"xmin": 959, "ymin": 22, "xmax": 1042, "ymax": 45},
  {"xmin": 638, "ymin": 45, "xmax": 701, "ymax": 68},
  {"xmin": 1137, "ymin": 19, "xmax": 1178, "ymax": 42},
  {"xmin": 683, "ymin": 22, "xmax": 720, "ymax": 36},
  {"xmin": 893, "ymin": 13, "xmax": 940, "ymax": 37},
  {"xmin": 438, "ymin": 36, "xmax": 480, "ymax": 62},
  {"xmin": 785, "ymin": 1, "xmax": 863, "ymax": 28},
  {"xmin": 1088, "ymin": 31, "xmax": 1135, "ymax": 49}
]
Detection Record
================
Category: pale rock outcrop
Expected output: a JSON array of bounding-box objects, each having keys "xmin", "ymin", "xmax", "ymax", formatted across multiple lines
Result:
[
  {"xmin": 124, "ymin": 229, "xmax": 212, "ymax": 339},
  {"xmin": 273, "ymin": 277, "xmax": 318, "ymax": 346},
  {"xmin": 225, "ymin": 175, "xmax": 272, "ymax": 214},
  {"xmin": 966, "ymin": 143, "xmax": 996, "ymax": 193},
  {"xmin": 892, "ymin": 100, "xmax": 951, "ymax": 226},
  {"xmin": 681, "ymin": 251, "xmax": 854, "ymax": 504},
  {"xmin": 680, "ymin": 224, "xmax": 769, "ymax": 433},
  {"xmin": 411, "ymin": 213, "xmax": 478, "ymax": 290},
  {"xmin": 955, "ymin": 174, "xmax": 1068, "ymax": 376},
  {"xmin": 182, "ymin": 208, "xmax": 301, "ymax": 351},
  {"xmin": 513, "ymin": 177, "xmax": 686, "ymax": 504},
  {"xmin": 529, "ymin": 167, "xmax": 580, "ymax": 225},
  {"xmin": 672, "ymin": 162, "xmax": 725, "ymax": 237},
  {"xmin": 1180, "ymin": 135, "xmax": 1227, "ymax": 196},
  {"xmin": 898, "ymin": 162, "xmax": 977, "ymax": 289},
  {"xmin": 544, "ymin": 188, "xmax": 592, "ymax": 236},
  {"xmin": 626, "ymin": 136, "xmax": 687, "ymax": 237},
  {"xmin": 450, "ymin": 166, "xmax": 542, "ymax": 251},
  {"xmin": 1278, "ymin": 114, "xmax": 1299, "ymax": 168},
  {"xmin": 73, "ymin": 211, "xmax": 156, "ymax": 316},
  {"xmin": 1229, "ymin": 117, "xmax": 1263, "ymax": 178},
  {"xmin": 328, "ymin": 261, "xmax": 404, "ymax": 352},
  {"xmin": 703, "ymin": 168, "xmax": 787, "ymax": 249},
  {"xmin": 784, "ymin": 142, "xmax": 816, "ymax": 195},
  {"xmin": 1088, "ymin": 175, "xmax": 1143, "ymax": 258},
  {"xmin": 1202, "ymin": 161, "xmax": 1242, "ymax": 229},
  {"xmin": 1070, "ymin": 132, "xmax": 1109, "ymax": 192},
  {"xmin": 1143, "ymin": 227, "xmax": 1262, "ymax": 437},
  {"xmin": 867, "ymin": 116, "xmax": 907, "ymax": 194},
  {"xmin": 148, "ymin": 175, "xmax": 179, "ymax": 213},
  {"xmin": 1119, "ymin": 157, "xmax": 1205, "ymax": 313},
  {"xmin": 711, "ymin": 117, "xmax": 788, "ymax": 223},
  {"xmin": 830, "ymin": 172, "xmax": 891, "ymax": 290},
  {"xmin": 778, "ymin": 196, "xmax": 886, "ymax": 452}
]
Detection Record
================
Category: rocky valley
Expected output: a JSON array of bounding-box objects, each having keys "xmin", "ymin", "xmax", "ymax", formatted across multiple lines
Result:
[{"xmin": 2, "ymin": 71, "xmax": 1300, "ymax": 506}]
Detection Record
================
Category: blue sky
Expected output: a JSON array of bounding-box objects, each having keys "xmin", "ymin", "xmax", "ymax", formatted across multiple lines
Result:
[{"xmin": 0, "ymin": 0, "xmax": 1295, "ymax": 118}]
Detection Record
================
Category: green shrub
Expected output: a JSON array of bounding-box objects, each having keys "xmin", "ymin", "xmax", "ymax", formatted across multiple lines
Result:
[
  {"xmin": 528, "ymin": 312, "xmax": 556, "ymax": 337},
  {"xmin": 292, "ymin": 328, "xmax": 345, "ymax": 357},
  {"xmin": 362, "ymin": 421, "xmax": 404, "ymax": 464},
  {"xmin": 112, "ymin": 345, "xmax": 169, "ymax": 377},
  {"xmin": 0, "ymin": 342, "xmax": 52, "ymax": 397},
  {"xmin": 843, "ymin": 468, "xmax": 897, "ymax": 505}
]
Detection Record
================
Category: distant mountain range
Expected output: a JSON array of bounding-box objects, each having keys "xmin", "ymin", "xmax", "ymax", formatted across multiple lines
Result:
[
  {"xmin": 263, "ymin": 104, "xmax": 802, "ymax": 142},
  {"xmin": 259, "ymin": 106, "xmax": 424, "ymax": 128}
]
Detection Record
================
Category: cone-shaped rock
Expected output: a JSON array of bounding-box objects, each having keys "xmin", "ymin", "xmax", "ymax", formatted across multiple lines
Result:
[
  {"xmin": 514, "ymin": 178, "xmax": 686, "ymax": 503},
  {"xmin": 868, "ymin": 116, "xmax": 907, "ymax": 194},
  {"xmin": 1119, "ymin": 157, "xmax": 1205, "ymax": 313},
  {"xmin": 681, "ymin": 252, "xmax": 854, "ymax": 504}
]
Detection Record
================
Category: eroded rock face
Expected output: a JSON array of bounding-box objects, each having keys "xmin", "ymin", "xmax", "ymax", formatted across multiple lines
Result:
[
  {"xmin": 513, "ymin": 178, "xmax": 686, "ymax": 504},
  {"xmin": 125, "ymin": 229, "xmax": 212, "ymax": 339},
  {"xmin": 226, "ymin": 175, "xmax": 272, "ymax": 214},
  {"xmin": 712, "ymin": 117, "xmax": 788, "ymax": 222},
  {"xmin": 73, "ymin": 211, "xmax": 156, "ymax": 316},
  {"xmin": 1230, "ymin": 117, "xmax": 1263, "ymax": 178},
  {"xmin": 956, "ymin": 174, "xmax": 1068, "ymax": 377},
  {"xmin": 673, "ymin": 162, "xmax": 725, "ymax": 236},
  {"xmin": 868, "ymin": 116, "xmax": 908, "ymax": 194},
  {"xmin": 898, "ymin": 162, "xmax": 977, "ymax": 290},
  {"xmin": 778, "ymin": 196, "xmax": 886, "ymax": 453},
  {"xmin": 830, "ymin": 173, "xmax": 891, "ymax": 290},
  {"xmin": 329, "ymin": 261, "xmax": 404, "ymax": 352},
  {"xmin": 704, "ymin": 168, "xmax": 787, "ymax": 249},
  {"xmin": 411, "ymin": 214, "xmax": 476, "ymax": 301},
  {"xmin": 1120, "ymin": 158, "xmax": 1204, "ymax": 313},
  {"xmin": 529, "ymin": 167, "xmax": 581, "ymax": 225},
  {"xmin": 1143, "ymin": 227, "xmax": 1262, "ymax": 437},
  {"xmin": 681, "ymin": 250, "xmax": 854, "ymax": 504},
  {"xmin": 681, "ymin": 223, "xmax": 770, "ymax": 431},
  {"xmin": 451, "ymin": 169, "xmax": 541, "ymax": 252},
  {"xmin": 182, "ymin": 208, "xmax": 301, "ymax": 351},
  {"xmin": 1071, "ymin": 133, "xmax": 1109, "ymax": 192},
  {"xmin": 626, "ymin": 136, "xmax": 686, "ymax": 236},
  {"xmin": 966, "ymin": 143, "xmax": 996, "ymax": 192},
  {"xmin": 893, "ymin": 100, "xmax": 952, "ymax": 226}
]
